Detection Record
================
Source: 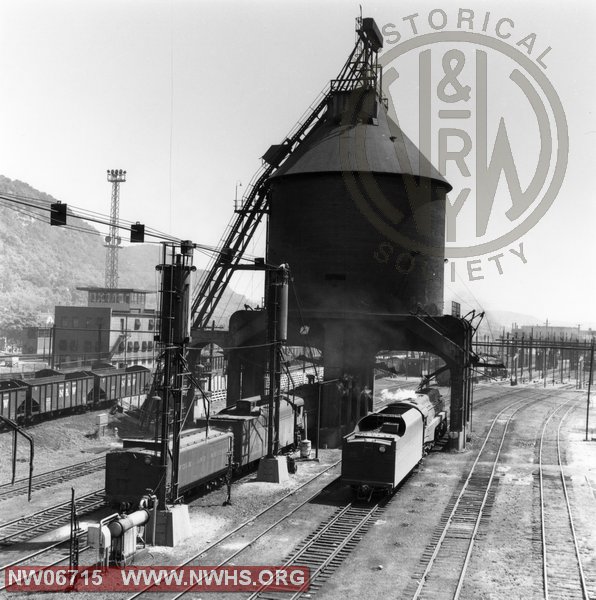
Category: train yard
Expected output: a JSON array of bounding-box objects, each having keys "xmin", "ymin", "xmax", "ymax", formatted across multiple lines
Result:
[
  {"xmin": 0, "ymin": 8, "xmax": 594, "ymax": 600},
  {"xmin": 0, "ymin": 381, "xmax": 594, "ymax": 599}
]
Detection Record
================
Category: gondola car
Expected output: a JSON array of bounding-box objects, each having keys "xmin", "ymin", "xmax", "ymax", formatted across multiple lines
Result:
[{"xmin": 341, "ymin": 388, "xmax": 446, "ymax": 499}]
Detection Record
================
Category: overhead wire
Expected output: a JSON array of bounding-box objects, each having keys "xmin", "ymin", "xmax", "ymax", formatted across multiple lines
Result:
[
  {"xmin": 0, "ymin": 190, "xmax": 221, "ymax": 255},
  {"xmin": 445, "ymin": 263, "xmax": 498, "ymax": 341}
]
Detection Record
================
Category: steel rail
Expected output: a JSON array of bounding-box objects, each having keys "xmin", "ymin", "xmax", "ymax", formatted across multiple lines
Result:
[
  {"xmin": 409, "ymin": 389, "xmax": 550, "ymax": 600},
  {"xmin": 0, "ymin": 456, "xmax": 105, "ymax": 502},
  {"xmin": 0, "ymin": 538, "xmax": 90, "ymax": 591},
  {"xmin": 0, "ymin": 490, "xmax": 104, "ymax": 545},
  {"xmin": 248, "ymin": 502, "xmax": 384, "ymax": 600},
  {"xmin": 539, "ymin": 398, "xmax": 589, "ymax": 600},
  {"xmin": 124, "ymin": 460, "xmax": 342, "ymax": 600}
]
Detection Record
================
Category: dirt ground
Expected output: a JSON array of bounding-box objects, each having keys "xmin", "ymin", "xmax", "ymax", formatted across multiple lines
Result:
[{"xmin": 0, "ymin": 410, "xmax": 146, "ymax": 523}]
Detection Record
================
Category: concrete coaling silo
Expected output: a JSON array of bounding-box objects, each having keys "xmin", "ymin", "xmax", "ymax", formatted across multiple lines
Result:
[{"xmin": 266, "ymin": 86, "xmax": 451, "ymax": 446}]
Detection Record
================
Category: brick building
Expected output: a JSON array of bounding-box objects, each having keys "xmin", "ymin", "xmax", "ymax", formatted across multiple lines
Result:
[{"xmin": 53, "ymin": 287, "xmax": 157, "ymax": 370}]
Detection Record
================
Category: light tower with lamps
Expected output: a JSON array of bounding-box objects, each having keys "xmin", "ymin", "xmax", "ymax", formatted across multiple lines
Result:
[{"xmin": 105, "ymin": 169, "xmax": 126, "ymax": 288}]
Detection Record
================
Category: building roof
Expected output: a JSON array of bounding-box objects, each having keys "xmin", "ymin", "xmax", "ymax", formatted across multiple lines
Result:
[{"xmin": 77, "ymin": 287, "xmax": 154, "ymax": 293}]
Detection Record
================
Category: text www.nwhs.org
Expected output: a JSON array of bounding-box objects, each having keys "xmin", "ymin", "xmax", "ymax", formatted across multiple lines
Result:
[{"xmin": 5, "ymin": 565, "xmax": 310, "ymax": 592}]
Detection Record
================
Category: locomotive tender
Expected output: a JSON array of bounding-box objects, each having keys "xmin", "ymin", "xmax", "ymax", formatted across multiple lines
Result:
[
  {"xmin": 341, "ymin": 388, "xmax": 446, "ymax": 499},
  {"xmin": 105, "ymin": 393, "xmax": 304, "ymax": 508}
]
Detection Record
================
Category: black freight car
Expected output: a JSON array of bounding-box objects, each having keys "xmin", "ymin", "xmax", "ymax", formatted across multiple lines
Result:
[
  {"xmin": 17, "ymin": 370, "xmax": 94, "ymax": 420},
  {"xmin": 0, "ymin": 379, "xmax": 28, "ymax": 422},
  {"xmin": 1, "ymin": 365, "xmax": 150, "ymax": 425}
]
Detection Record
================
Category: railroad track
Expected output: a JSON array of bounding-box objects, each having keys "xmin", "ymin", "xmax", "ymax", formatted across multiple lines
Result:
[
  {"xmin": 538, "ymin": 398, "xmax": 592, "ymax": 599},
  {"xmin": 248, "ymin": 501, "xmax": 387, "ymax": 600},
  {"xmin": 0, "ymin": 456, "xmax": 105, "ymax": 502},
  {"xmin": 124, "ymin": 461, "xmax": 344, "ymax": 600},
  {"xmin": 404, "ymin": 390, "xmax": 549, "ymax": 600},
  {"xmin": 0, "ymin": 534, "xmax": 91, "ymax": 592},
  {"xmin": 0, "ymin": 489, "xmax": 105, "ymax": 546}
]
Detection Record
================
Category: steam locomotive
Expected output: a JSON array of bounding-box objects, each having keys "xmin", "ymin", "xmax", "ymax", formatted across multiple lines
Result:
[{"xmin": 341, "ymin": 388, "xmax": 446, "ymax": 499}]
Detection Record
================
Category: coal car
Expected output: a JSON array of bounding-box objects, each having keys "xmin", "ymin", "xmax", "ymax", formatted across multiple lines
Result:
[{"xmin": 0, "ymin": 365, "xmax": 150, "ymax": 426}]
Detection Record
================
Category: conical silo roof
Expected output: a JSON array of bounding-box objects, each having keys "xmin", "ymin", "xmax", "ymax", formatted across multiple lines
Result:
[{"xmin": 271, "ymin": 92, "xmax": 451, "ymax": 191}]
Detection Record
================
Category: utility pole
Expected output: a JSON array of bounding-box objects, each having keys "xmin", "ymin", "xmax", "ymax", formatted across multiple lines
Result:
[
  {"xmin": 105, "ymin": 169, "xmax": 126, "ymax": 288},
  {"xmin": 586, "ymin": 339, "xmax": 594, "ymax": 441}
]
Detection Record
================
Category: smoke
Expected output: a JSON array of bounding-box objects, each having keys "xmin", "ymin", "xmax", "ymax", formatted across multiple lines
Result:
[{"xmin": 379, "ymin": 388, "xmax": 417, "ymax": 403}]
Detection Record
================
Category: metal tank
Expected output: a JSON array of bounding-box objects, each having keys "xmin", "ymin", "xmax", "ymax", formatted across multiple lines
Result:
[{"xmin": 267, "ymin": 88, "xmax": 450, "ymax": 318}]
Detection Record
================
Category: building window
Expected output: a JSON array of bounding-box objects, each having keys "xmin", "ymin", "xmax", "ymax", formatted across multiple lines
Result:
[
  {"xmin": 141, "ymin": 341, "xmax": 147, "ymax": 352},
  {"xmin": 148, "ymin": 319, "xmax": 154, "ymax": 331},
  {"xmin": 133, "ymin": 341, "xmax": 140, "ymax": 352},
  {"xmin": 118, "ymin": 342, "xmax": 125, "ymax": 352},
  {"xmin": 120, "ymin": 318, "xmax": 125, "ymax": 332},
  {"xmin": 134, "ymin": 319, "xmax": 141, "ymax": 330},
  {"xmin": 61, "ymin": 317, "xmax": 69, "ymax": 328},
  {"xmin": 148, "ymin": 341, "xmax": 154, "ymax": 351},
  {"xmin": 127, "ymin": 341, "xmax": 133, "ymax": 352}
]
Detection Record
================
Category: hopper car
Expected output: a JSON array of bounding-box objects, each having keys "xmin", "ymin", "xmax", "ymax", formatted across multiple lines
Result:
[{"xmin": 0, "ymin": 365, "xmax": 150, "ymax": 425}]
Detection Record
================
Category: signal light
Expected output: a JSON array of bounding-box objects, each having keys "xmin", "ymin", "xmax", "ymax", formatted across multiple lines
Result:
[
  {"xmin": 50, "ymin": 202, "xmax": 67, "ymax": 226},
  {"xmin": 130, "ymin": 222, "xmax": 145, "ymax": 243}
]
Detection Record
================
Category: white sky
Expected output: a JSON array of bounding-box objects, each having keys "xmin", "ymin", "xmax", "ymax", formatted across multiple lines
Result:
[{"xmin": 1, "ymin": 0, "xmax": 595, "ymax": 327}]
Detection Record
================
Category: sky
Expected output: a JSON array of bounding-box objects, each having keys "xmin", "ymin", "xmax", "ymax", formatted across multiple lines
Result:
[{"xmin": 1, "ymin": 0, "xmax": 595, "ymax": 328}]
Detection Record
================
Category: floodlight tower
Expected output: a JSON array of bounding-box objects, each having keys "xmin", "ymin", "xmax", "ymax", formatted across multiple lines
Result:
[{"xmin": 105, "ymin": 169, "xmax": 126, "ymax": 288}]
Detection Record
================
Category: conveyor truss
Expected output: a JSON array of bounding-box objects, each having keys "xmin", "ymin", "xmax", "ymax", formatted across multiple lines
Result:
[{"xmin": 191, "ymin": 16, "xmax": 385, "ymax": 330}]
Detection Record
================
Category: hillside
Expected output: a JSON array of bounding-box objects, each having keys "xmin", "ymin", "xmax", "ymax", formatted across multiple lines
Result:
[{"xmin": 0, "ymin": 175, "xmax": 249, "ymax": 340}]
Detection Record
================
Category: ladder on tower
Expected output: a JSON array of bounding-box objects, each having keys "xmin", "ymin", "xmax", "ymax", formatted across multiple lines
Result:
[{"xmin": 190, "ymin": 17, "xmax": 384, "ymax": 331}]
